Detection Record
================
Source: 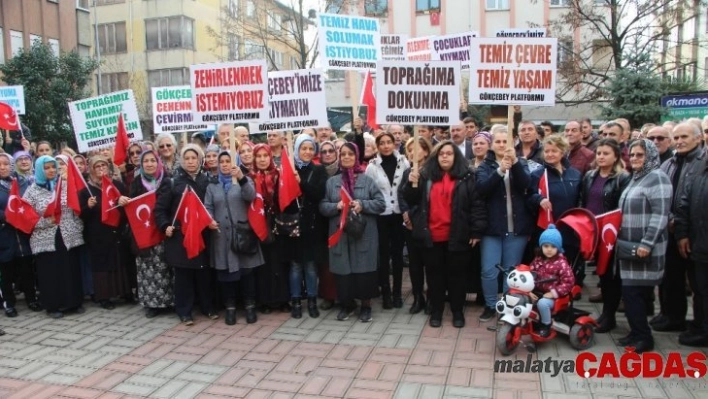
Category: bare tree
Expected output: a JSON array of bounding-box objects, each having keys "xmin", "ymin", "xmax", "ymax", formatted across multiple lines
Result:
[{"xmin": 535, "ymin": 0, "xmax": 707, "ymax": 105}]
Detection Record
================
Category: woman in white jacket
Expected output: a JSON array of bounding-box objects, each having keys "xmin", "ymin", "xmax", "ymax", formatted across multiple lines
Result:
[{"xmin": 365, "ymin": 130, "xmax": 410, "ymax": 308}]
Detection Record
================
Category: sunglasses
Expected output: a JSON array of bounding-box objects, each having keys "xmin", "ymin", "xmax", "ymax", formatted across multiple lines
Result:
[
  {"xmin": 129, "ymin": 150, "xmax": 142, "ymax": 155},
  {"xmin": 321, "ymin": 149, "xmax": 335, "ymax": 154},
  {"xmin": 646, "ymin": 136, "xmax": 667, "ymax": 142},
  {"xmin": 159, "ymin": 144, "xmax": 173, "ymax": 149},
  {"xmin": 629, "ymin": 153, "xmax": 645, "ymax": 158}
]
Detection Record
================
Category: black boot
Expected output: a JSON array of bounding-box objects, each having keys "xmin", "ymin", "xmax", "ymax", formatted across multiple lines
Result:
[
  {"xmin": 225, "ymin": 307, "xmax": 237, "ymax": 325},
  {"xmin": 594, "ymin": 315, "xmax": 616, "ymax": 333},
  {"xmin": 308, "ymin": 297, "xmax": 320, "ymax": 318},
  {"xmin": 409, "ymin": 294, "xmax": 426, "ymax": 314},
  {"xmin": 382, "ymin": 293, "xmax": 393, "ymax": 310},
  {"xmin": 291, "ymin": 298, "xmax": 302, "ymax": 319},
  {"xmin": 245, "ymin": 300, "xmax": 257, "ymax": 324}
]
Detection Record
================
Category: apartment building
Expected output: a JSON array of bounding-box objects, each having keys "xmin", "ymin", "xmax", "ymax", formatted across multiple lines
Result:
[{"xmin": 0, "ymin": 0, "xmax": 92, "ymax": 62}]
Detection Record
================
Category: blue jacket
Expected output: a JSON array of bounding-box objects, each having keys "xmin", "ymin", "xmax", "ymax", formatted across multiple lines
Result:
[
  {"xmin": 476, "ymin": 151, "xmax": 534, "ymax": 236},
  {"xmin": 527, "ymin": 159, "xmax": 582, "ymax": 222},
  {"xmin": 0, "ymin": 176, "xmax": 32, "ymax": 262}
]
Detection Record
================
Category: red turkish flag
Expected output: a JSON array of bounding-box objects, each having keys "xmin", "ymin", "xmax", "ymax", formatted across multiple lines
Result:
[
  {"xmin": 328, "ymin": 187, "xmax": 352, "ymax": 248},
  {"xmin": 101, "ymin": 175, "xmax": 122, "ymax": 227},
  {"xmin": 6, "ymin": 178, "xmax": 40, "ymax": 234},
  {"xmin": 360, "ymin": 71, "xmax": 378, "ymax": 130},
  {"xmin": 175, "ymin": 187, "xmax": 213, "ymax": 259},
  {"xmin": 66, "ymin": 157, "xmax": 89, "ymax": 216},
  {"xmin": 595, "ymin": 209, "xmax": 622, "ymax": 276},
  {"xmin": 248, "ymin": 180, "xmax": 269, "ymax": 242},
  {"xmin": 124, "ymin": 190, "xmax": 164, "ymax": 249},
  {"xmin": 43, "ymin": 178, "xmax": 62, "ymax": 224},
  {"xmin": 112, "ymin": 113, "xmax": 130, "ymax": 166},
  {"xmin": 278, "ymin": 148, "xmax": 302, "ymax": 212},
  {"xmin": 430, "ymin": 12, "xmax": 440, "ymax": 26},
  {"xmin": 536, "ymin": 169, "xmax": 553, "ymax": 229},
  {"xmin": 0, "ymin": 102, "xmax": 19, "ymax": 131}
]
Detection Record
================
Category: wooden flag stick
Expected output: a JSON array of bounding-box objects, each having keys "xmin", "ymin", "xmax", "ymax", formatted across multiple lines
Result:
[
  {"xmin": 286, "ymin": 131, "xmax": 295, "ymax": 166},
  {"xmin": 506, "ymin": 105, "xmax": 515, "ymax": 150},
  {"xmin": 412, "ymin": 126, "xmax": 419, "ymax": 188},
  {"xmin": 229, "ymin": 126, "xmax": 237, "ymax": 183}
]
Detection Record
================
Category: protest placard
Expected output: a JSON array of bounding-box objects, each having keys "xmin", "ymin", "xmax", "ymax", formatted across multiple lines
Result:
[
  {"xmin": 248, "ymin": 68, "xmax": 328, "ymax": 133},
  {"xmin": 69, "ymin": 90, "xmax": 143, "ymax": 153},
  {"xmin": 381, "ymin": 34, "xmax": 408, "ymax": 61},
  {"xmin": 494, "ymin": 28, "xmax": 546, "ymax": 38},
  {"xmin": 406, "ymin": 36, "xmax": 433, "ymax": 61},
  {"xmin": 376, "ymin": 60, "xmax": 461, "ymax": 126},
  {"xmin": 318, "ymin": 13, "xmax": 380, "ymax": 71},
  {"xmin": 0, "ymin": 86, "xmax": 25, "ymax": 114},
  {"xmin": 190, "ymin": 60, "xmax": 268, "ymax": 124},
  {"xmin": 152, "ymin": 85, "xmax": 209, "ymax": 133},
  {"xmin": 430, "ymin": 32, "xmax": 478, "ymax": 70},
  {"xmin": 468, "ymin": 37, "xmax": 557, "ymax": 106}
]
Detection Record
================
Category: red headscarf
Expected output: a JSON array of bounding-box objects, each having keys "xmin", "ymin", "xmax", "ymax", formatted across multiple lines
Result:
[{"xmin": 251, "ymin": 144, "xmax": 279, "ymax": 209}]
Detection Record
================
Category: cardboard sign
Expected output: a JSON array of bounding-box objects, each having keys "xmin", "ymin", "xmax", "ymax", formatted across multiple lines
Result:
[
  {"xmin": 318, "ymin": 13, "xmax": 380, "ymax": 71},
  {"xmin": 406, "ymin": 36, "xmax": 433, "ymax": 61},
  {"xmin": 494, "ymin": 28, "xmax": 547, "ymax": 38},
  {"xmin": 152, "ymin": 85, "xmax": 209, "ymax": 133},
  {"xmin": 430, "ymin": 32, "xmax": 479, "ymax": 70},
  {"xmin": 69, "ymin": 90, "xmax": 143, "ymax": 153},
  {"xmin": 376, "ymin": 61, "xmax": 461, "ymax": 126},
  {"xmin": 0, "ymin": 86, "xmax": 25, "ymax": 115},
  {"xmin": 190, "ymin": 60, "xmax": 269, "ymax": 124},
  {"xmin": 468, "ymin": 37, "xmax": 558, "ymax": 106},
  {"xmin": 380, "ymin": 34, "xmax": 408, "ymax": 61},
  {"xmin": 248, "ymin": 69, "xmax": 328, "ymax": 133}
]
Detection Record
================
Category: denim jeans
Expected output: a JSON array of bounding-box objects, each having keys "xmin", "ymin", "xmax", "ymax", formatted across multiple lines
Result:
[
  {"xmin": 481, "ymin": 234, "xmax": 529, "ymax": 308},
  {"xmin": 537, "ymin": 297, "xmax": 555, "ymax": 324},
  {"xmin": 290, "ymin": 261, "xmax": 318, "ymax": 299}
]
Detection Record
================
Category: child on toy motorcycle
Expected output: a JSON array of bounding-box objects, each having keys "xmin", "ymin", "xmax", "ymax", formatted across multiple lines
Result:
[{"xmin": 528, "ymin": 224, "xmax": 575, "ymax": 338}]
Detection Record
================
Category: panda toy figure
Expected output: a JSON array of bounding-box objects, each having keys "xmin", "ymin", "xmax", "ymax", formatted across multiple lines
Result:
[{"xmin": 496, "ymin": 265, "xmax": 535, "ymax": 325}]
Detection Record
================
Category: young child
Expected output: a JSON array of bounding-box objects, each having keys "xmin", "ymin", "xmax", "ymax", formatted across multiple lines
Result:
[{"xmin": 529, "ymin": 224, "xmax": 575, "ymax": 338}]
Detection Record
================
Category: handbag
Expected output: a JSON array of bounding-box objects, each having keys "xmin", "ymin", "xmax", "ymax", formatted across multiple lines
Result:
[
  {"xmin": 615, "ymin": 239, "xmax": 650, "ymax": 262},
  {"xmin": 343, "ymin": 208, "xmax": 366, "ymax": 239},
  {"xmin": 274, "ymin": 210, "xmax": 301, "ymax": 237},
  {"xmin": 224, "ymin": 190, "xmax": 259, "ymax": 254}
]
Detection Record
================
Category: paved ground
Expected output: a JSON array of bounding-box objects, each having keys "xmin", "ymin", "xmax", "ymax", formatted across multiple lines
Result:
[{"xmin": 0, "ymin": 271, "xmax": 706, "ymax": 399}]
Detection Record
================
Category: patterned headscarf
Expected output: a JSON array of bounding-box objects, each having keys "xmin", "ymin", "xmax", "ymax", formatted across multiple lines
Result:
[
  {"xmin": 0, "ymin": 153, "xmax": 15, "ymax": 189},
  {"xmin": 251, "ymin": 144, "xmax": 278, "ymax": 209},
  {"xmin": 473, "ymin": 131, "xmax": 492, "ymax": 144},
  {"xmin": 217, "ymin": 151, "xmax": 233, "ymax": 191},
  {"xmin": 339, "ymin": 142, "xmax": 363, "ymax": 197},
  {"xmin": 138, "ymin": 150, "xmax": 164, "ymax": 191},
  {"xmin": 294, "ymin": 134, "xmax": 316, "ymax": 169},
  {"xmin": 629, "ymin": 138, "xmax": 660, "ymax": 180},
  {"xmin": 34, "ymin": 155, "xmax": 58, "ymax": 190}
]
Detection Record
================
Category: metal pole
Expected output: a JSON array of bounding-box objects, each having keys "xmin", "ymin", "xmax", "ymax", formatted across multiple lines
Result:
[{"xmin": 94, "ymin": 0, "xmax": 102, "ymax": 94}]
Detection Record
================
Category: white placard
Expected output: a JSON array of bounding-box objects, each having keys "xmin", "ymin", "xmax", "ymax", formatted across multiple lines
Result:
[
  {"xmin": 190, "ymin": 60, "xmax": 269, "ymax": 124},
  {"xmin": 468, "ymin": 37, "xmax": 558, "ymax": 106},
  {"xmin": 376, "ymin": 61, "xmax": 461, "ymax": 126},
  {"xmin": 247, "ymin": 68, "xmax": 328, "ymax": 133},
  {"xmin": 494, "ymin": 28, "xmax": 547, "ymax": 38},
  {"xmin": 380, "ymin": 34, "xmax": 408, "ymax": 61},
  {"xmin": 152, "ymin": 85, "xmax": 209, "ymax": 133},
  {"xmin": 318, "ymin": 13, "xmax": 380, "ymax": 71},
  {"xmin": 69, "ymin": 90, "xmax": 143, "ymax": 153},
  {"xmin": 430, "ymin": 31, "xmax": 479, "ymax": 70},
  {"xmin": 406, "ymin": 36, "xmax": 433, "ymax": 61},
  {"xmin": 0, "ymin": 86, "xmax": 25, "ymax": 115}
]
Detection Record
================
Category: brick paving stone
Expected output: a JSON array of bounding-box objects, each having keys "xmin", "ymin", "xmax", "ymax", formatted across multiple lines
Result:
[{"xmin": 57, "ymin": 386, "xmax": 104, "ymax": 399}]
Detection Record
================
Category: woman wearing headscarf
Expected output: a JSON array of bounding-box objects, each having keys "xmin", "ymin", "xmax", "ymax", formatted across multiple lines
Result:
[
  {"xmin": 0, "ymin": 153, "xmax": 41, "ymax": 316},
  {"xmin": 472, "ymin": 131, "xmax": 492, "ymax": 169},
  {"xmin": 120, "ymin": 142, "xmax": 144, "ymax": 189},
  {"xmin": 320, "ymin": 142, "xmax": 386, "ymax": 323},
  {"xmin": 252, "ymin": 144, "xmax": 290, "ymax": 314},
  {"xmin": 204, "ymin": 144, "xmax": 221, "ymax": 179},
  {"xmin": 282, "ymin": 135, "xmax": 327, "ymax": 319},
  {"xmin": 402, "ymin": 141, "xmax": 487, "ymax": 328},
  {"xmin": 365, "ymin": 131, "xmax": 409, "ymax": 309},
  {"xmin": 127, "ymin": 150, "xmax": 172, "ymax": 318},
  {"xmin": 239, "ymin": 141, "xmax": 255, "ymax": 174},
  {"xmin": 316, "ymin": 140, "xmax": 339, "ymax": 310},
  {"xmin": 155, "ymin": 144, "xmax": 218, "ymax": 325},
  {"xmin": 78, "ymin": 156, "xmax": 133, "ymax": 309},
  {"xmin": 616, "ymin": 139, "xmax": 672, "ymax": 353},
  {"xmin": 205, "ymin": 150, "xmax": 263, "ymax": 325},
  {"xmin": 73, "ymin": 154, "xmax": 88, "ymax": 177},
  {"xmin": 23, "ymin": 156, "xmax": 85, "ymax": 318},
  {"xmin": 155, "ymin": 133, "xmax": 180, "ymax": 176},
  {"xmin": 13, "ymin": 151, "xmax": 34, "ymax": 184}
]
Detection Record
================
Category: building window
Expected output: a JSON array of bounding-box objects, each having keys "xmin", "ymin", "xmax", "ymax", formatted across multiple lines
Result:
[
  {"xmin": 557, "ymin": 39, "xmax": 574, "ymax": 66},
  {"xmin": 594, "ymin": 0, "xmax": 606, "ymax": 4},
  {"xmin": 550, "ymin": 0, "xmax": 571, "ymax": 7},
  {"xmin": 246, "ymin": 1, "xmax": 255, "ymax": 17},
  {"xmin": 326, "ymin": 70, "xmax": 345, "ymax": 81},
  {"xmin": 326, "ymin": 0, "xmax": 346, "ymax": 13},
  {"xmin": 100, "ymin": 72, "xmax": 129, "ymax": 94},
  {"xmin": 10, "ymin": 31, "xmax": 23, "ymax": 57},
  {"xmin": 365, "ymin": 0, "xmax": 388, "ymax": 16},
  {"xmin": 486, "ymin": 0, "xmax": 509, "ymax": 10},
  {"xmin": 290, "ymin": 56, "xmax": 299, "ymax": 70},
  {"xmin": 146, "ymin": 16, "xmax": 194, "ymax": 50},
  {"xmin": 0, "ymin": 30, "xmax": 5, "ymax": 64},
  {"xmin": 267, "ymin": 14, "xmax": 280, "ymax": 31},
  {"xmin": 97, "ymin": 22, "xmax": 127, "ymax": 54},
  {"xmin": 77, "ymin": 0, "xmax": 90, "ymax": 10},
  {"xmin": 148, "ymin": 68, "xmax": 189, "ymax": 89},
  {"xmin": 77, "ymin": 44, "xmax": 91, "ymax": 59},
  {"xmin": 227, "ymin": 0, "xmax": 238, "ymax": 17},
  {"xmin": 244, "ymin": 40, "xmax": 265, "ymax": 60},
  {"xmin": 416, "ymin": 0, "xmax": 440, "ymax": 12},
  {"xmin": 30, "ymin": 34, "xmax": 42, "ymax": 45},
  {"xmin": 96, "ymin": 0, "xmax": 126, "ymax": 5},
  {"xmin": 269, "ymin": 49, "xmax": 283, "ymax": 69},
  {"xmin": 704, "ymin": 57, "xmax": 708, "ymax": 81},
  {"xmin": 228, "ymin": 35, "xmax": 239, "ymax": 61},
  {"xmin": 48, "ymin": 39, "xmax": 60, "ymax": 57}
]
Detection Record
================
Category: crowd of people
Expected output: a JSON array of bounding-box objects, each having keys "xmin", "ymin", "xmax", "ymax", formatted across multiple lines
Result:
[{"xmin": 0, "ymin": 115, "xmax": 706, "ymax": 354}]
